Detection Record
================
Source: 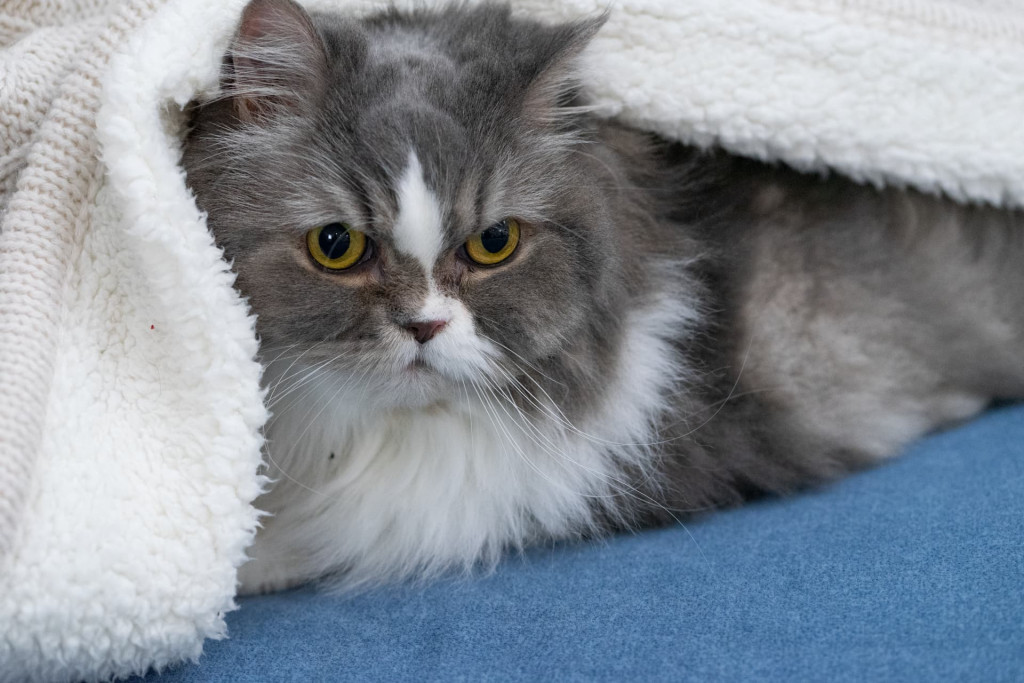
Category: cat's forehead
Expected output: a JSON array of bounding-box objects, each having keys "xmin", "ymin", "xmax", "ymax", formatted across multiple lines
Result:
[
  {"xmin": 321, "ymin": 15, "xmax": 535, "ymax": 174},
  {"xmin": 336, "ymin": 103, "xmax": 504, "ymax": 250},
  {"xmin": 305, "ymin": 8, "xmax": 599, "ymax": 252}
]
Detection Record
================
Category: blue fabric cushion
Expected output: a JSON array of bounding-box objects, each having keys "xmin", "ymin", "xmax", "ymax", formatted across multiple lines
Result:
[{"xmin": 149, "ymin": 404, "xmax": 1024, "ymax": 682}]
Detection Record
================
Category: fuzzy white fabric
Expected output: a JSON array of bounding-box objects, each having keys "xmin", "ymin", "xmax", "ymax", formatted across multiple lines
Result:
[
  {"xmin": 1, "ymin": 0, "xmax": 1022, "ymax": 679},
  {"xmin": 0, "ymin": 0, "xmax": 268, "ymax": 680},
  {"xmin": 572, "ymin": 0, "xmax": 1024, "ymax": 208}
]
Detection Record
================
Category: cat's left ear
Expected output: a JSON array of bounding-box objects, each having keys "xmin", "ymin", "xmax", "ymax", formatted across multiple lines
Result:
[
  {"xmin": 227, "ymin": 0, "xmax": 330, "ymax": 122},
  {"xmin": 521, "ymin": 14, "xmax": 606, "ymax": 121}
]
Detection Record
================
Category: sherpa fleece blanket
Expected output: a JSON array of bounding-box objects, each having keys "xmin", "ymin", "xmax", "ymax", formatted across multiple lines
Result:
[{"xmin": 2, "ymin": 0, "xmax": 1023, "ymax": 679}]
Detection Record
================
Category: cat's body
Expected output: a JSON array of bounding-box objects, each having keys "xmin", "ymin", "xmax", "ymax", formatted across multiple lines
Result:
[{"xmin": 182, "ymin": 0, "xmax": 1024, "ymax": 593}]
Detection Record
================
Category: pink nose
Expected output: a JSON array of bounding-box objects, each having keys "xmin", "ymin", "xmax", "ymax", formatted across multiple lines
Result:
[{"xmin": 405, "ymin": 319, "xmax": 447, "ymax": 344}]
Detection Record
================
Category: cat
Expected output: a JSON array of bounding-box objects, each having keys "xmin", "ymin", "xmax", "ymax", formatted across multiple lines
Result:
[{"xmin": 182, "ymin": 0, "xmax": 1024, "ymax": 594}]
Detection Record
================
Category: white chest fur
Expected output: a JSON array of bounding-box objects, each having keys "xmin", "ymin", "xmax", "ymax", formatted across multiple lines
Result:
[{"xmin": 238, "ymin": 296, "xmax": 693, "ymax": 593}]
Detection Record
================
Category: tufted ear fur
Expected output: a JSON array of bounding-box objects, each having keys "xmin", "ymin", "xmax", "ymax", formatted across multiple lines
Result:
[
  {"xmin": 227, "ymin": 0, "xmax": 329, "ymax": 122},
  {"xmin": 520, "ymin": 15, "xmax": 606, "ymax": 124}
]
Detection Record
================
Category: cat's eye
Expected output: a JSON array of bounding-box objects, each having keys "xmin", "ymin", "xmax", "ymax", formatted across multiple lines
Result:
[
  {"xmin": 465, "ymin": 218, "xmax": 520, "ymax": 266},
  {"xmin": 306, "ymin": 223, "xmax": 367, "ymax": 270}
]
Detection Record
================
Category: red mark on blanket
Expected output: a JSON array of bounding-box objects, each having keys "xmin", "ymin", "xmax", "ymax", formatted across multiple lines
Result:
[{"xmin": 150, "ymin": 325, "xmax": 155, "ymax": 330}]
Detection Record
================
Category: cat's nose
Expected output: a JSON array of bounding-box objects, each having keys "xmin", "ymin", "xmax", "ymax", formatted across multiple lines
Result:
[{"xmin": 404, "ymin": 319, "xmax": 448, "ymax": 344}]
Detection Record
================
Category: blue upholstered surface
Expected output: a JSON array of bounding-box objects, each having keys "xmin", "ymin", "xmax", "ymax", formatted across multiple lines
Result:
[{"xmin": 151, "ymin": 404, "xmax": 1024, "ymax": 682}]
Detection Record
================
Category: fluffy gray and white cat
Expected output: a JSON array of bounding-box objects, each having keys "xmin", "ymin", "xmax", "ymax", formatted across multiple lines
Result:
[{"xmin": 182, "ymin": 0, "xmax": 1024, "ymax": 593}]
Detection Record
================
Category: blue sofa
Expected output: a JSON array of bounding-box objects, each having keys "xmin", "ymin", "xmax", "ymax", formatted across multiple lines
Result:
[{"xmin": 149, "ymin": 404, "xmax": 1024, "ymax": 681}]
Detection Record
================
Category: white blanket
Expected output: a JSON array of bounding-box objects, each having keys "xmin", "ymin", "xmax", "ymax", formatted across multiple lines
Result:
[{"xmin": 2, "ymin": 0, "xmax": 1022, "ymax": 679}]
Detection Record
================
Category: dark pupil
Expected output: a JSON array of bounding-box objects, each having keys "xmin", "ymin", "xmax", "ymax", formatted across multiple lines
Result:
[
  {"xmin": 480, "ymin": 221, "xmax": 509, "ymax": 253},
  {"xmin": 319, "ymin": 223, "xmax": 350, "ymax": 259}
]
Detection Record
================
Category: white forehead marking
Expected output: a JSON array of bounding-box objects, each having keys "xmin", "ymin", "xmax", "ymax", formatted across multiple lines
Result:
[{"xmin": 393, "ymin": 151, "xmax": 444, "ymax": 272}]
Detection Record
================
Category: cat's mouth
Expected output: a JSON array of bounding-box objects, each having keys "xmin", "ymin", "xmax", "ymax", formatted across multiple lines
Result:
[
  {"xmin": 403, "ymin": 353, "xmax": 445, "ymax": 378},
  {"xmin": 384, "ymin": 355, "xmax": 464, "ymax": 409},
  {"xmin": 399, "ymin": 354, "xmax": 465, "ymax": 393},
  {"xmin": 407, "ymin": 358, "xmax": 431, "ymax": 371}
]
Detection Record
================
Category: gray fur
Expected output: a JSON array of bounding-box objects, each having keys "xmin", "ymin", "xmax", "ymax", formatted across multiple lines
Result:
[{"xmin": 182, "ymin": 0, "xmax": 1024, "ymax": 588}]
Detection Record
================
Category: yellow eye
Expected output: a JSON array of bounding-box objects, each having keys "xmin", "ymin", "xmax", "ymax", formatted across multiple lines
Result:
[
  {"xmin": 465, "ymin": 218, "xmax": 520, "ymax": 265},
  {"xmin": 306, "ymin": 223, "xmax": 367, "ymax": 270}
]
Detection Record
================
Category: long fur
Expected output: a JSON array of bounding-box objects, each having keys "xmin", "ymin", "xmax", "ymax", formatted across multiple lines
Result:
[{"xmin": 184, "ymin": 0, "xmax": 1024, "ymax": 594}]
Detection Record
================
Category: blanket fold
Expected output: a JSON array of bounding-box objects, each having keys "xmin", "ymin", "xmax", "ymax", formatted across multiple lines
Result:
[
  {"xmin": 2, "ymin": 0, "xmax": 268, "ymax": 680},
  {"xmin": 1, "ymin": 0, "xmax": 1022, "ymax": 679}
]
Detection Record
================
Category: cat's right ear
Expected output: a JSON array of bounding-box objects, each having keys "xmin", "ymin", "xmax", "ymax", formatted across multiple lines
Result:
[{"xmin": 226, "ymin": 0, "xmax": 329, "ymax": 122}]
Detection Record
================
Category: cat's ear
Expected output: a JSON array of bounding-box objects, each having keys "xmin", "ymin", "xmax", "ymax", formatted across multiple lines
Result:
[
  {"xmin": 227, "ymin": 0, "xmax": 329, "ymax": 122},
  {"xmin": 521, "ymin": 15, "xmax": 606, "ymax": 122}
]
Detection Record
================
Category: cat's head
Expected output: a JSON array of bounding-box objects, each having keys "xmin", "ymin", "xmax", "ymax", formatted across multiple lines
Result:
[{"xmin": 184, "ymin": 0, "xmax": 674, "ymax": 415}]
